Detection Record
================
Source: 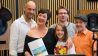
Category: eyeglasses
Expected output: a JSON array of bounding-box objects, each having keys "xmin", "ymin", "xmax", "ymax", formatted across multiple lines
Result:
[{"xmin": 58, "ymin": 12, "xmax": 68, "ymax": 15}]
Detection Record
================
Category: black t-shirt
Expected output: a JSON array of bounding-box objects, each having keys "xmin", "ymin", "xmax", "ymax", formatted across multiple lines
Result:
[{"xmin": 23, "ymin": 28, "xmax": 57, "ymax": 56}]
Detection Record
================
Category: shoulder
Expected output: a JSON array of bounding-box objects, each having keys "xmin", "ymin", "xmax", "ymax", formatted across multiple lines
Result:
[
  {"xmin": 47, "ymin": 28, "xmax": 55, "ymax": 36},
  {"xmin": 27, "ymin": 28, "xmax": 36, "ymax": 36},
  {"xmin": 10, "ymin": 19, "xmax": 21, "ymax": 28},
  {"xmin": 31, "ymin": 19, "xmax": 37, "ymax": 24},
  {"xmin": 85, "ymin": 30, "xmax": 96, "ymax": 42},
  {"xmin": 86, "ymin": 29, "xmax": 93, "ymax": 35},
  {"xmin": 11, "ymin": 15, "xmax": 25, "ymax": 27},
  {"xmin": 86, "ymin": 30, "xmax": 94, "ymax": 39},
  {"xmin": 69, "ymin": 22, "xmax": 75, "ymax": 26},
  {"xmin": 48, "ymin": 28, "xmax": 55, "ymax": 35},
  {"xmin": 50, "ymin": 24, "xmax": 57, "ymax": 28},
  {"xmin": 11, "ymin": 17, "xmax": 21, "ymax": 25},
  {"xmin": 48, "ymin": 28, "xmax": 55, "ymax": 32},
  {"xmin": 68, "ymin": 22, "xmax": 76, "ymax": 30}
]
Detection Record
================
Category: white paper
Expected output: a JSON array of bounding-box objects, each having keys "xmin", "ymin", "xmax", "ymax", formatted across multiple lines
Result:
[{"xmin": 28, "ymin": 38, "xmax": 48, "ymax": 56}]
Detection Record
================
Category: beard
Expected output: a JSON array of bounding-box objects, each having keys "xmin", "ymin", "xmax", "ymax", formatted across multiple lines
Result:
[
  {"xmin": 76, "ymin": 27, "xmax": 83, "ymax": 32},
  {"xmin": 26, "ymin": 13, "xmax": 35, "ymax": 19},
  {"xmin": 27, "ymin": 15, "xmax": 33, "ymax": 19}
]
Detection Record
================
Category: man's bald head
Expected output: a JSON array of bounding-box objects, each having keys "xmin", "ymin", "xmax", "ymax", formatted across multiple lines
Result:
[
  {"xmin": 25, "ymin": 1, "xmax": 36, "ymax": 8},
  {"xmin": 24, "ymin": 1, "xmax": 36, "ymax": 19}
]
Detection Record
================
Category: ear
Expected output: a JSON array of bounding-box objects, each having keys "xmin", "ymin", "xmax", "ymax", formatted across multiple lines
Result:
[
  {"xmin": 23, "ymin": 5, "xmax": 26, "ymax": 14},
  {"xmin": 84, "ymin": 22, "xmax": 87, "ymax": 26}
]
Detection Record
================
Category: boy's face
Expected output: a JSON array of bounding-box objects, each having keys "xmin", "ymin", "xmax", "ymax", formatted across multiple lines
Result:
[
  {"xmin": 57, "ymin": 9, "xmax": 69, "ymax": 22},
  {"xmin": 56, "ymin": 25, "xmax": 64, "ymax": 38}
]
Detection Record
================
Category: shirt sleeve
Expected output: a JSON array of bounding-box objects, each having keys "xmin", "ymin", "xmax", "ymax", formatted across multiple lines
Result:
[
  {"xmin": 9, "ymin": 21, "xmax": 19, "ymax": 56},
  {"xmin": 69, "ymin": 23, "xmax": 76, "ymax": 38}
]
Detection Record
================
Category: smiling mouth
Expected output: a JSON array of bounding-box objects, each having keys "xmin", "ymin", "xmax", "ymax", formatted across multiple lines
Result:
[
  {"xmin": 57, "ymin": 34, "xmax": 63, "ymax": 38},
  {"xmin": 38, "ymin": 19, "xmax": 45, "ymax": 22}
]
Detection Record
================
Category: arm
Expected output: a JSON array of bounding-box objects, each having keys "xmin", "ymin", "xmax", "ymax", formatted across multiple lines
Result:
[
  {"xmin": 23, "ymin": 34, "xmax": 32, "ymax": 56},
  {"xmin": 93, "ymin": 41, "xmax": 97, "ymax": 56},
  {"xmin": 92, "ymin": 34, "xmax": 97, "ymax": 56},
  {"xmin": 24, "ymin": 51, "xmax": 31, "ymax": 56},
  {"xmin": 66, "ymin": 38, "xmax": 73, "ymax": 49},
  {"xmin": 9, "ymin": 22, "xmax": 19, "ymax": 56}
]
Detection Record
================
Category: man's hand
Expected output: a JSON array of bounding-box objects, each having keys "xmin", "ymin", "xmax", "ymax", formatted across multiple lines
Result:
[{"xmin": 66, "ymin": 38, "xmax": 73, "ymax": 49}]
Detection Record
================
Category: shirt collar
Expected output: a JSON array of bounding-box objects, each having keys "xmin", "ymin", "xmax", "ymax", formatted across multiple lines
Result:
[
  {"xmin": 77, "ymin": 28, "xmax": 88, "ymax": 36},
  {"xmin": 83, "ymin": 29, "xmax": 88, "ymax": 35}
]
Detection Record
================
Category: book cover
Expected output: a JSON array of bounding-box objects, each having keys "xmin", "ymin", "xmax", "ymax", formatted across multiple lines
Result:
[{"xmin": 28, "ymin": 38, "xmax": 48, "ymax": 56}]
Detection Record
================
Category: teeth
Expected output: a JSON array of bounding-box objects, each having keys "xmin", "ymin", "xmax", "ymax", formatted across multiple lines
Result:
[{"xmin": 57, "ymin": 35, "xmax": 63, "ymax": 38}]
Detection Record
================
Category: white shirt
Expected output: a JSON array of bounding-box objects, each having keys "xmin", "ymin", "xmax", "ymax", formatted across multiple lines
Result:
[{"xmin": 9, "ymin": 15, "xmax": 37, "ymax": 56}]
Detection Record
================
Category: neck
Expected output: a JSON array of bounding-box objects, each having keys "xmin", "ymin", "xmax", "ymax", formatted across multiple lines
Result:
[
  {"xmin": 78, "ymin": 28, "xmax": 86, "ymax": 33},
  {"xmin": 37, "ymin": 24, "xmax": 47, "ymax": 30},
  {"xmin": 24, "ymin": 15, "xmax": 31, "ymax": 23},
  {"xmin": 59, "ymin": 21, "xmax": 68, "ymax": 26}
]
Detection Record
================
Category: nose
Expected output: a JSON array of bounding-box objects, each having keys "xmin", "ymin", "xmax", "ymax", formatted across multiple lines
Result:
[
  {"xmin": 58, "ymin": 31, "xmax": 63, "ymax": 34},
  {"xmin": 61, "ymin": 13, "xmax": 65, "ymax": 16},
  {"xmin": 39, "ymin": 16, "xmax": 43, "ymax": 19},
  {"xmin": 38, "ymin": 16, "xmax": 45, "ymax": 21},
  {"xmin": 30, "ymin": 9, "xmax": 35, "ymax": 14},
  {"xmin": 76, "ymin": 22, "xmax": 81, "ymax": 26}
]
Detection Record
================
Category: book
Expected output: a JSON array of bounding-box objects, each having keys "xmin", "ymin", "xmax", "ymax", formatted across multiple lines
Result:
[{"xmin": 28, "ymin": 38, "xmax": 48, "ymax": 56}]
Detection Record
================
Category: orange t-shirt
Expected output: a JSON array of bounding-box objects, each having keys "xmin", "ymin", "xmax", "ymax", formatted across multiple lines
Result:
[{"xmin": 73, "ymin": 29, "xmax": 96, "ymax": 56}]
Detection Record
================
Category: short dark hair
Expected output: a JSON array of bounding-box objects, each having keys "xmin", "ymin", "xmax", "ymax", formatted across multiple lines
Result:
[
  {"xmin": 56, "ymin": 6, "xmax": 70, "ymax": 15},
  {"xmin": 38, "ymin": 9, "xmax": 52, "ymax": 20}
]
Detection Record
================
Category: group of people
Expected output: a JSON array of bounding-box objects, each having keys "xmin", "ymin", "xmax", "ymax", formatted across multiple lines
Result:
[{"xmin": 9, "ymin": 1, "xmax": 97, "ymax": 56}]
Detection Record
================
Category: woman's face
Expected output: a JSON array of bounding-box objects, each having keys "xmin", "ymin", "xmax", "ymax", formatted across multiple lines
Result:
[
  {"xmin": 37, "ymin": 13, "xmax": 47, "ymax": 25},
  {"xmin": 56, "ymin": 25, "xmax": 64, "ymax": 38}
]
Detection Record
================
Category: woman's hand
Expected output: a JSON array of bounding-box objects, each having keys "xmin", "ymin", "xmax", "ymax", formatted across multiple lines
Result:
[{"xmin": 25, "ymin": 51, "xmax": 31, "ymax": 56}]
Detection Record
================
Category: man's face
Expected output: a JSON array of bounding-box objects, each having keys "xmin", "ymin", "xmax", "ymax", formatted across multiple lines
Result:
[
  {"xmin": 24, "ymin": 3, "xmax": 36, "ymax": 19},
  {"xmin": 57, "ymin": 9, "xmax": 69, "ymax": 22},
  {"xmin": 75, "ymin": 19, "xmax": 86, "ymax": 32}
]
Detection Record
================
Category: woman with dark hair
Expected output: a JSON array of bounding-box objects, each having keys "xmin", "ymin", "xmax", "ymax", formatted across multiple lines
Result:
[
  {"xmin": 54, "ymin": 24, "xmax": 76, "ymax": 55},
  {"xmin": 23, "ymin": 9, "xmax": 57, "ymax": 56}
]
